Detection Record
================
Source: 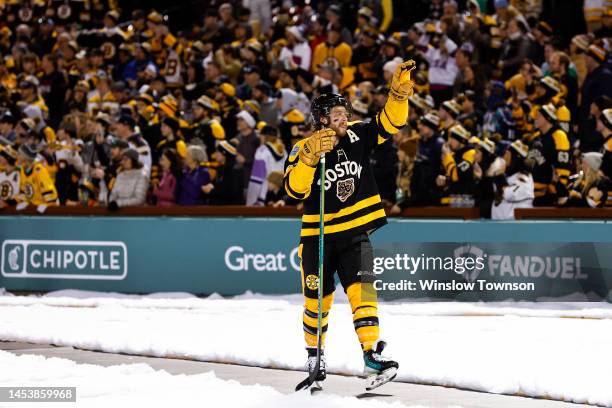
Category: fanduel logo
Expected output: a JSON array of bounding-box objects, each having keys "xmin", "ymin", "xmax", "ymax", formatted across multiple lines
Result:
[
  {"xmin": 1, "ymin": 240, "xmax": 128, "ymax": 280},
  {"xmin": 457, "ymin": 245, "xmax": 587, "ymax": 280}
]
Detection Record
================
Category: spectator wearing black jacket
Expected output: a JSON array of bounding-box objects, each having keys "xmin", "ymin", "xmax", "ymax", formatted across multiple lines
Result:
[
  {"xmin": 417, "ymin": 112, "xmax": 444, "ymax": 177},
  {"xmin": 39, "ymin": 53, "xmax": 67, "ymax": 127},
  {"xmin": 371, "ymin": 139, "xmax": 398, "ymax": 206},
  {"xmin": 210, "ymin": 140, "xmax": 245, "ymax": 205},
  {"xmin": 579, "ymin": 44, "xmax": 612, "ymax": 152},
  {"xmin": 499, "ymin": 18, "xmax": 532, "ymax": 80}
]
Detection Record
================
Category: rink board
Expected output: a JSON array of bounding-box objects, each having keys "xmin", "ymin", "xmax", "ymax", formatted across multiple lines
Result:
[{"xmin": 0, "ymin": 216, "xmax": 611, "ymax": 301}]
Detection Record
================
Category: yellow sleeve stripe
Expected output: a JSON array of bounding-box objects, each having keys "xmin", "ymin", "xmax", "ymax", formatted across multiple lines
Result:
[
  {"xmin": 383, "ymin": 108, "xmax": 405, "ymax": 130},
  {"xmin": 301, "ymin": 209, "xmax": 387, "ymax": 236},
  {"xmin": 302, "ymin": 194, "xmax": 381, "ymax": 223},
  {"xmin": 462, "ymin": 149, "xmax": 476, "ymax": 164},
  {"xmin": 285, "ymin": 177, "xmax": 307, "ymax": 199},
  {"xmin": 378, "ymin": 109, "xmax": 404, "ymax": 134},
  {"xmin": 552, "ymin": 130, "xmax": 570, "ymax": 150}
]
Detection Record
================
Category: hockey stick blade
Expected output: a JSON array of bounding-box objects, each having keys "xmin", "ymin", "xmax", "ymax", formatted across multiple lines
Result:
[{"xmin": 295, "ymin": 359, "xmax": 320, "ymax": 392}]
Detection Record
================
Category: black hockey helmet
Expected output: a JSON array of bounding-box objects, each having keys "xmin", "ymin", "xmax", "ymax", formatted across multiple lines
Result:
[{"xmin": 310, "ymin": 93, "xmax": 352, "ymax": 130}]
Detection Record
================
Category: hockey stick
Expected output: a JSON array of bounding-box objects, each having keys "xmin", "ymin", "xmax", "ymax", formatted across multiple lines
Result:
[{"xmin": 295, "ymin": 154, "xmax": 326, "ymax": 392}]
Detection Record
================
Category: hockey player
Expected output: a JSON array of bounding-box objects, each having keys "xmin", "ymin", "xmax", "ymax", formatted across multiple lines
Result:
[{"xmin": 284, "ymin": 59, "xmax": 417, "ymax": 390}]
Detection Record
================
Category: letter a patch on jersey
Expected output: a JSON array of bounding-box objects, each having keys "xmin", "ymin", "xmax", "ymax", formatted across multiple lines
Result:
[
  {"xmin": 337, "ymin": 178, "xmax": 355, "ymax": 202},
  {"xmin": 347, "ymin": 129, "xmax": 360, "ymax": 143}
]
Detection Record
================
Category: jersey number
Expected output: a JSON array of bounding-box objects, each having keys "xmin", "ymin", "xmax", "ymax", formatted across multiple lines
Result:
[
  {"xmin": 165, "ymin": 59, "xmax": 178, "ymax": 77},
  {"xmin": 457, "ymin": 161, "xmax": 471, "ymax": 172}
]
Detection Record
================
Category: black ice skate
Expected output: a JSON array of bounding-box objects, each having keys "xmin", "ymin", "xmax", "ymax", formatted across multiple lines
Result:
[
  {"xmin": 363, "ymin": 340, "xmax": 398, "ymax": 391},
  {"xmin": 306, "ymin": 347, "xmax": 326, "ymax": 384}
]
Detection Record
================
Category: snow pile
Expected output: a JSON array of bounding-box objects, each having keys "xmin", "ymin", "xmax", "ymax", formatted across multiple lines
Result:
[
  {"xmin": 2, "ymin": 287, "xmax": 612, "ymax": 319},
  {"xmin": 0, "ymin": 291, "xmax": 610, "ymax": 405},
  {"xmin": 0, "ymin": 351, "xmax": 431, "ymax": 408}
]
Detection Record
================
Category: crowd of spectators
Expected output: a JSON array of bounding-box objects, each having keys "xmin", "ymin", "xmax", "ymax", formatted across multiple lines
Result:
[{"xmin": 0, "ymin": 0, "xmax": 610, "ymax": 219}]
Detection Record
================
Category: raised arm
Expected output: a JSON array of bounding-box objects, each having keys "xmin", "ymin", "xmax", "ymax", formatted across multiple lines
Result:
[{"xmin": 375, "ymin": 60, "xmax": 415, "ymax": 144}]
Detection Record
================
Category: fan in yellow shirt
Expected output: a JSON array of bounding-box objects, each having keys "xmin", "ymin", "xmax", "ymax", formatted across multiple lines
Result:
[
  {"xmin": 16, "ymin": 144, "xmax": 58, "ymax": 206},
  {"xmin": 311, "ymin": 23, "xmax": 353, "ymax": 72}
]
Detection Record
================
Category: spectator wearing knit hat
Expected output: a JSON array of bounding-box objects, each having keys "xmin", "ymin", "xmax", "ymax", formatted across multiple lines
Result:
[
  {"xmin": 191, "ymin": 95, "xmax": 226, "ymax": 155},
  {"xmin": 235, "ymin": 110, "xmax": 259, "ymax": 186},
  {"xmin": 531, "ymin": 103, "xmax": 572, "ymax": 206},
  {"xmin": 215, "ymin": 82, "xmax": 240, "ymax": 138},
  {"xmin": 156, "ymin": 116, "xmax": 187, "ymax": 160},
  {"xmin": 558, "ymin": 152, "xmax": 609, "ymax": 208},
  {"xmin": 418, "ymin": 112, "xmax": 444, "ymax": 175},
  {"xmin": 246, "ymin": 125, "xmax": 286, "ymax": 206},
  {"xmin": 491, "ymin": 140, "xmax": 534, "ymax": 220},
  {"xmin": 210, "ymin": 140, "xmax": 245, "ymax": 205},
  {"xmin": 438, "ymin": 99, "xmax": 461, "ymax": 140},
  {"xmin": 436, "ymin": 124, "xmax": 477, "ymax": 205},
  {"xmin": 472, "ymin": 137, "xmax": 498, "ymax": 218}
]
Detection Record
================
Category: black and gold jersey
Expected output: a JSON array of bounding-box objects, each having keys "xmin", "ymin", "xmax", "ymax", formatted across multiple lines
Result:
[
  {"xmin": 441, "ymin": 145, "xmax": 476, "ymax": 197},
  {"xmin": 286, "ymin": 111, "xmax": 412, "ymax": 245},
  {"xmin": 285, "ymin": 121, "xmax": 389, "ymax": 242},
  {"xmin": 284, "ymin": 91, "xmax": 409, "ymax": 242},
  {"xmin": 528, "ymin": 126, "xmax": 571, "ymax": 198}
]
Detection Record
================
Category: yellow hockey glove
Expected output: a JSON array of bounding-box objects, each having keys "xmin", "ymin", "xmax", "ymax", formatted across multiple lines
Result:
[{"xmin": 299, "ymin": 128, "xmax": 336, "ymax": 167}]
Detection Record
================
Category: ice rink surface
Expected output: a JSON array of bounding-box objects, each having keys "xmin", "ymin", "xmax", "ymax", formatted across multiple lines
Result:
[{"xmin": 0, "ymin": 289, "xmax": 610, "ymax": 407}]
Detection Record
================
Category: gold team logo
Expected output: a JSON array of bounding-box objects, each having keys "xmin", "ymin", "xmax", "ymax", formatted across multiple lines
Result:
[
  {"xmin": 336, "ymin": 178, "xmax": 355, "ymax": 202},
  {"xmin": 0, "ymin": 181, "xmax": 13, "ymax": 200},
  {"xmin": 23, "ymin": 183, "xmax": 34, "ymax": 199},
  {"xmin": 305, "ymin": 274, "xmax": 319, "ymax": 290}
]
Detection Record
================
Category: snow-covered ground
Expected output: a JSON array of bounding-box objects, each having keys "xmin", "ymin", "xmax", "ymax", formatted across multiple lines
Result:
[
  {"xmin": 0, "ymin": 350, "xmax": 431, "ymax": 408},
  {"xmin": 0, "ymin": 288, "xmax": 611, "ymax": 406}
]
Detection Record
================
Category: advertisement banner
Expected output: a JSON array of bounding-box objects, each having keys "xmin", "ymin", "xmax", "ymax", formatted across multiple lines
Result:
[
  {"xmin": 0, "ymin": 216, "xmax": 611, "ymax": 301},
  {"xmin": 372, "ymin": 242, "xmax": 612, "ymax": 301}
]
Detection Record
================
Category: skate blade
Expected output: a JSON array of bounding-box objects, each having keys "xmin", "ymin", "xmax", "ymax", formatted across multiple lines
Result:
[
  {"xmin": 365, "ymin": 367, "xmax": 398, "ymax": 391},
  {"xmin": 310, "ymin": 381, "xmax": 323, "ymax": 395}
]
